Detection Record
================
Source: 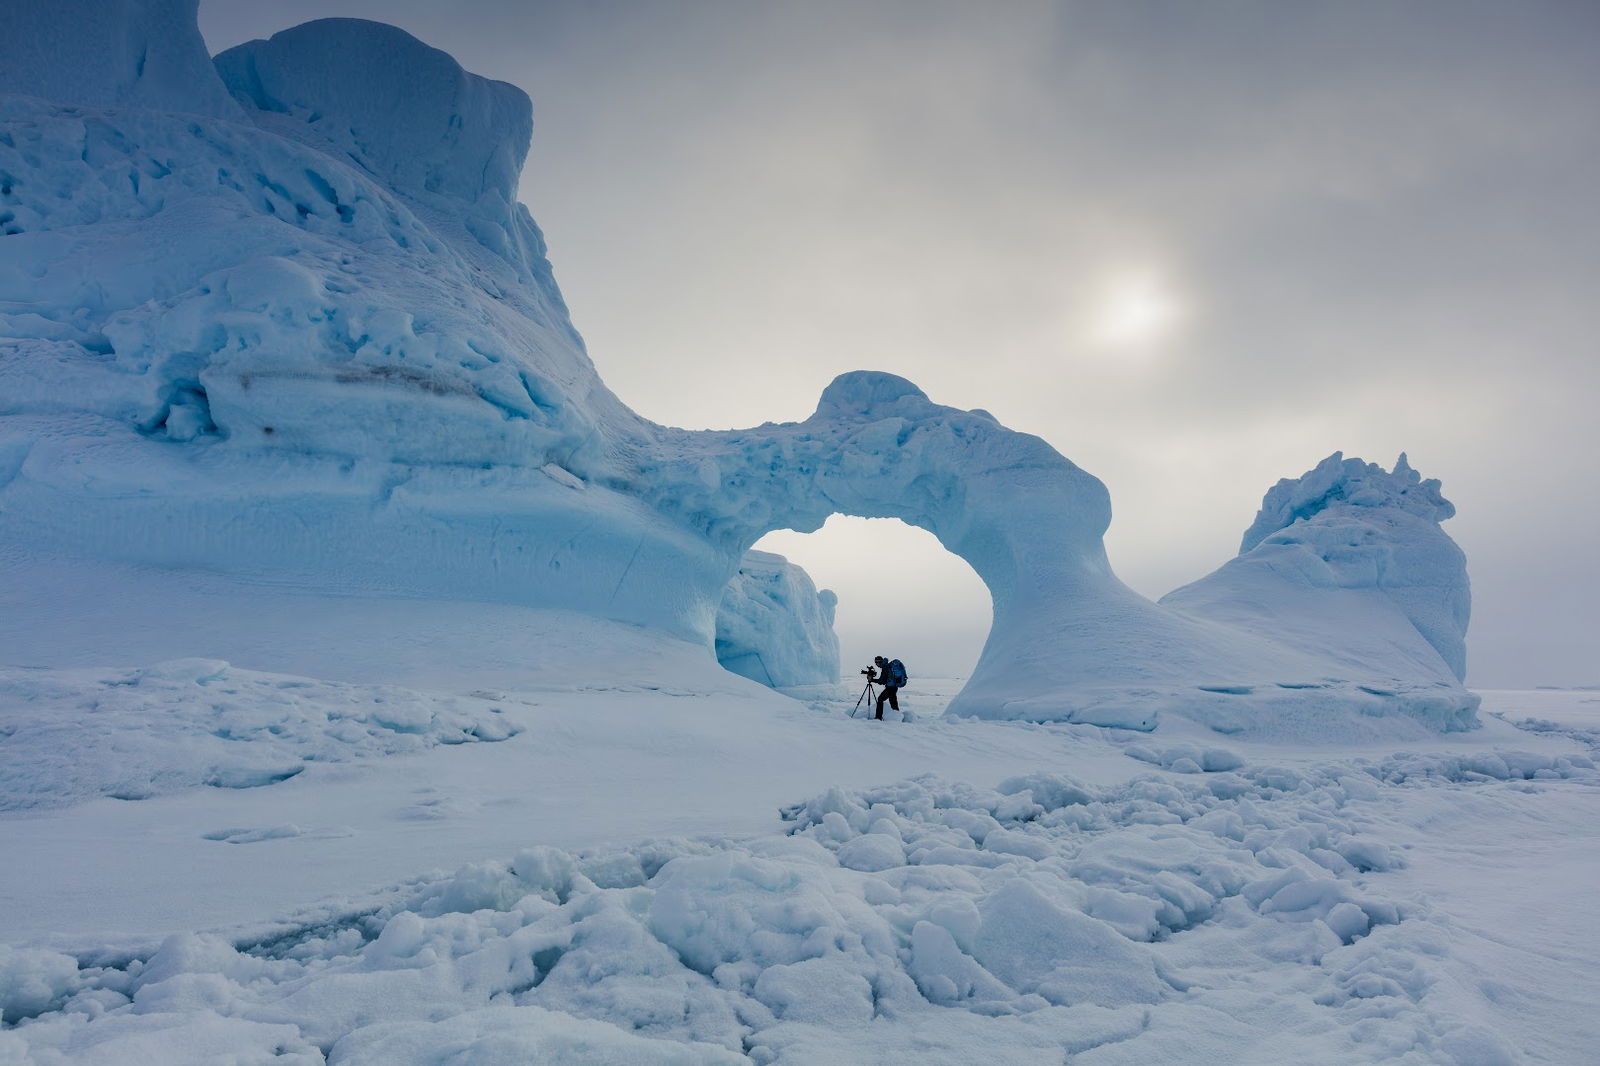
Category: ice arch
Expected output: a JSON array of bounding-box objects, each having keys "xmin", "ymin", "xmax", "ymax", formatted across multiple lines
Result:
[
  {"xmin": 643, "ymin": 373, "xmax": 1475, "ymax": 730},
  {"xmin": 643, "ymin": 373, "xmax": 1290, "ymax": 723}
]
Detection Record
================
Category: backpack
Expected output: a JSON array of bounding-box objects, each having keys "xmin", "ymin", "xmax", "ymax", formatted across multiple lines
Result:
[{"xmin": 887, "ymin": 659, "xmax": 908, "ymax": 687}]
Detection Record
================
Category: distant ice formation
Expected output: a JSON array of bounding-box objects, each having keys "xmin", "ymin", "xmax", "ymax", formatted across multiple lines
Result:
[
  {"xmin": 716, "ymin": 551, "xmax": 840, "ymax": 690},
  {"xmin": 1215, "ymin": 451, "xmax": 1468, "ymax": 678},
  {"xmin": 0, "ymin": 3, "xmax": 1478, "ymax": 732}
]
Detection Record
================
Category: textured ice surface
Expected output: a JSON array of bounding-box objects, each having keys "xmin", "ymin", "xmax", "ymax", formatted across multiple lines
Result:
[
  {"xmin": 0, "ymin": 0, "xmax": 238, "ymax": 119},
  {"xmin": 0, "ymin": 660, "xmax": 519, "ymax": 810},
  {"xmin": 6, "ymin": 753, "xmax": 1591, "ymax": 1064},
  {"xmin": 716, "ymin": 550, "xmax": 840, "ymax": 689},
  {"xmin": 214, "ymin": 20, "xmax": 534, "ymax": 247},
  {"xmin": 1, "ymin": 4, "xmax": 1477, "ymax": 734}
]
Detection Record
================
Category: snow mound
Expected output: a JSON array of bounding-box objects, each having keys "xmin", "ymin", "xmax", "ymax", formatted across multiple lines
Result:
[
  {"xmin": 9, "ymin": 754, "xmax": 1586, "ymax": 1064},
  {"xmin": 715, "ymin": 550, "xmax": 840, "ymax": 689},
  {"xmin": 0, "ymin": 661, "xmax": 520, "ymax": 810},
  {"xmin": 1123, "ymin": 743, "xmax": 1244, "ymax": 773}
]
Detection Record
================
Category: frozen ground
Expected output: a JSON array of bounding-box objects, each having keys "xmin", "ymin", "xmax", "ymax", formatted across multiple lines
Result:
[{"xmin": 1, "ymin": 616, "xmax": 1596, "ymax": 1064}]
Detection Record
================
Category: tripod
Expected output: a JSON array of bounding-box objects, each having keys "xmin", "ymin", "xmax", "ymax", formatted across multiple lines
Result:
[{"xmin": 850, "ymin": 676, "xmax": 877, "ymax": 718}]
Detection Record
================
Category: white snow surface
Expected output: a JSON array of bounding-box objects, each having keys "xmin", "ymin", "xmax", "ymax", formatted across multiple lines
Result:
[
  {"xmin": 0, "ymin": 658, "xmax": 519, "ymax": 811},
  {"xmin": 1, "ymin": 6, "xmax": 1480, "ymax": 733},
  {"xmin": 1, "ymin": 639, "xmax": 1595, "ymax": 1063},
  {"xmin": 716, "ymin": 550, "xmax": 840, "ymax": 689},
  {"xmin": 0, "ymin": 559, "xmax": 1594, "ymax": 1066}
]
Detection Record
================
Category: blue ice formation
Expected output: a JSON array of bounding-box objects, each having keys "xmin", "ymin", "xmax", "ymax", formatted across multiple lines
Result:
[
  {"xmin": 0, "ymin": 0, "xmax": 238, "ymax": 119},
  {"xmin": 716, "ymin": 551, "xmax": 840, "ymax": 690},
  {"xmin": 1170, "ymin": 452, "xmax": 1470, "ymax": 681},
  {"xmin": 0, "ymin": 5, "xmax": 1477, "ymax": 731},
  {"xmin": 214, "ymin": 20, "xmax": 543, "ymax": 281}
]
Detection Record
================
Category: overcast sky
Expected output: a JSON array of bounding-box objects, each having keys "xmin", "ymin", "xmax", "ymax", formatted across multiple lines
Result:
[{"xmin": 200, "ymin": 1, "xmax": 1599, "ymax": 687}]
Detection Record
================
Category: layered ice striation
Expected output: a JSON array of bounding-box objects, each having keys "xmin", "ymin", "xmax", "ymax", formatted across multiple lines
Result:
[
  {"xmin": 716, "ymin": 551, "xmax": 840, "ymax": 689},
  {"xmin": 0, "ymin": 4, "xmax": 1478, "ymax": 732}
]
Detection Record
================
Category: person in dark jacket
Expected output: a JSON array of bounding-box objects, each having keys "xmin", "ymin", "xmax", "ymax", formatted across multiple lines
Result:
[{"xmin": 872, "ymin": 654, "xmax": 904, "ymax": 720}]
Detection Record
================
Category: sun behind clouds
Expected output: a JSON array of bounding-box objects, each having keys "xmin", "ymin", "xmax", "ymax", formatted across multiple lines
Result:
[{"xmin": 1082, "ymin": 266, "xmax": 1187, "ymax": 353}]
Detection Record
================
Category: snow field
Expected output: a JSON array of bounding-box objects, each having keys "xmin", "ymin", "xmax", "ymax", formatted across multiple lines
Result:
[
  {"xmin": 0, "ymin": 660, "xmax": 519, "ymax": 811},
  {"xmin": 3, "ymin": 746, "xmax": 1591, "ymax": 1065}
]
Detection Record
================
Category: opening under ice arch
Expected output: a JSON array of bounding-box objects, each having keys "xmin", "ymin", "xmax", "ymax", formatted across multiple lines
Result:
[
  {"xmin": 649, "ymin": 372, "xmax": 1478, "ymax": 732},
  {"xmin": 744, "ymin": 515, "xmax": 993, "ymax": 693}
]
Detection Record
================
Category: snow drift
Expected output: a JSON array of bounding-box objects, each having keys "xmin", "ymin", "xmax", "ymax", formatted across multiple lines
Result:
[{"xmin": 0, "ymin": 3, "xmax": 1477, "ymax": 732}]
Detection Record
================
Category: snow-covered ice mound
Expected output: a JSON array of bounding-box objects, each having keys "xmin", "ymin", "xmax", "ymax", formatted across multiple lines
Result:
[
  {"xmin": 1166, "ymin": 452, "xmax": 1471, "ymax": 680},
  {"xmin": 1, "ymin": 1, "xmax": 1478, "ymax": 734},
  {"xmin": 0, "ymin": 660, "xmax": 519, "ymax": 811}
]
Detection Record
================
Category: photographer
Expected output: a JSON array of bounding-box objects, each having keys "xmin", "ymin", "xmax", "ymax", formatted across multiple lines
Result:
[{"xmin": 868, "ymin": 654, "xmax": 907, "ymax": 720}]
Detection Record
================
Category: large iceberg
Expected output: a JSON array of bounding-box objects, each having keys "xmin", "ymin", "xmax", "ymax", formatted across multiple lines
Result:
[{"xmin": 0, "ymin": 3, "xmax": 1477, "ymax": 733}]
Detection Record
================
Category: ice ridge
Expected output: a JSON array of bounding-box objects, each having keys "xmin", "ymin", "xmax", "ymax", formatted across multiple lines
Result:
[{"xmin": 1240, "ymin": 451, "xmax": 1456, "ymax": 553}]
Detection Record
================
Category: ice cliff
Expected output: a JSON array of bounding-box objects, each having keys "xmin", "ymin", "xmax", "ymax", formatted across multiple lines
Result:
[{"xmin": 0, "ymin": 2, "xmax": 1478, "ymax": 733}]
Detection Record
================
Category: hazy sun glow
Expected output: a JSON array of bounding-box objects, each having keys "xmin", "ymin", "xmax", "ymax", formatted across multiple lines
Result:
[{"xmin": 1084, "ymin": 269, "xmax": 1185, "ymax": 351}]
